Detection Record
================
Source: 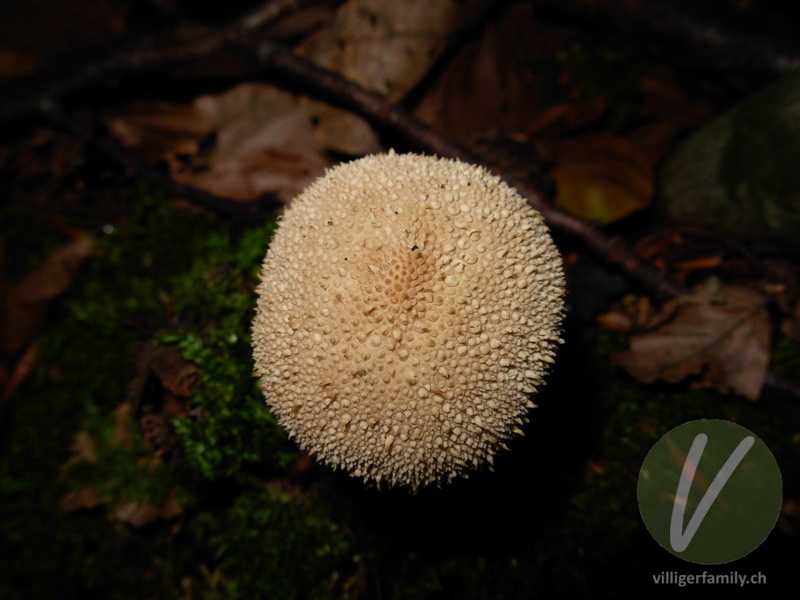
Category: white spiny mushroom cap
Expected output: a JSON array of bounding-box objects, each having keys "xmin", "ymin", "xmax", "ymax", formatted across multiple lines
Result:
[{"xmin": 252, "ymin": 152, "xmax": 565, "ymax": 490}]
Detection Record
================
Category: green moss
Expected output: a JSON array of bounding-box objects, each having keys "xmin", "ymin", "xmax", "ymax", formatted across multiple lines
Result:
[
  {"xmin": 1, "ymin": 189, "xmax": 345, "ymax": 599},
  {"xmin": 772, "ymin": 337, "xmax": 800, "ymax": 379},
  {"xmin": 3, "ymin": 187, "xmax": 796, "ymax": 600},
  {"xmin": 163, "ymin": 330, "xmax": 296, "ymax": 482},
  {"xmin": 192, "ymin": 486, "xmax": 352, "ymax": 600},
  {"xmin": 62, "ymin": 401, "xmax": 187, "ymax": 508}
]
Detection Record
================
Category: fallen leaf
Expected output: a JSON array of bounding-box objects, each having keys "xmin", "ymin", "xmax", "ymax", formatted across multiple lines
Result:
[
  {"xmin": 149, "ymin": 346, "xmax": 197, "ymax": 398},
  {"xmin": 613, "ymin": 278, "xmax": 770, "ymax": 400},
  {"xmin": 70, "ymin": 430, "xmax": 98, "ymax": 465},
  {"xmin": 412, "ymin": 2, "xmax": 550, "ymax": 144},
  {"xmin": 110, "ymin": 402, "xmax": 135, "ymax": 448},
  {"xmin": 62, "ymin": 487, "xmax": 183, "ymax": 526},
  {"xmin": 112, "ymin": 490, "xmax": 183, "ymax": 527},
  {"xmin": 551, "ymin": 134, "xmax": 654, "ymax": 224},
  {"xmin": 108, "ymin": 0, "xmax": 498, "ymax": 200},
  {"xmin": 297, "ymin": 0, "xmax": 496, "ymax": 154},
  {"xmin": 598, "ymin": 295, "xmax": 655, "ymax": 334},
  {"xmin": 544, "ymin": 65, "xmax": 708, "ymax": 225},
  {"xmin": 60, "ymin": 402, "xmax": 184, "ymax": 526},
  {"xmin": 0, "ymin": 342, "xmax": 38, "ymax": 405},
  {"xmin": 585, "ymin": 459, "xmax": 607, "ymax": 476},
  {"xmin": 60, "ymin": 486, "xmax": 102, "ymax": 512},
  {"xmin": 0, "ymin": 236, "xmax": 95, "ymax": 353},
  {"xmin": 126, "ymin": 344, "xmax": 195, "ymax": 461},
  {"xmin": 109, "ymin": 83, "xmax": 331, "ymax": 202},
  {"xmin": 597, "ymin": 305, "xmax": 634, "ymax": 333}
]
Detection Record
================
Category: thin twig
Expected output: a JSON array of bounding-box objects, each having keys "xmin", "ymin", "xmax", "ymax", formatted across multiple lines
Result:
[
  {"xmin": 238, "ymin": 38, "xmax": 798, "ymax": 403},
  {"xmin": 244, "ymin": 38, "xmax": 686, "ymax": 299},
  {"xmin": 1, "ymin": 40, "xmax": 219, "ymax": 123},
  {"xmin": 42, "ymin": 104, "xmax": 279, "ymax": 220},
  {"xmin": 0, "ymin": 0, "xmax": 329, "ymax": 122}
]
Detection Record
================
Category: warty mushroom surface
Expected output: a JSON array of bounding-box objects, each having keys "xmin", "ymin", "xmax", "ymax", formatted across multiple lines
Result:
[{"xmin": 252, "ymin": 151, "xmax": 565, "ymax": 490}]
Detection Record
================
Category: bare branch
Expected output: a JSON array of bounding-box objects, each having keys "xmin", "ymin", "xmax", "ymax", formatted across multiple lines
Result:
[
  {"xmin": 0, "ymin": 0, "xmax": 330, "ymax": 122},
  {"xmin": 42, "ymin": 104, "xmax": 279, "ymax": 220},
  {"xmin": 242, "ymin": 38, "xmax": 686, "ymax": 299}
]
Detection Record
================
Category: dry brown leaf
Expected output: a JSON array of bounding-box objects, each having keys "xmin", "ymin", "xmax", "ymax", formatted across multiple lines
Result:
[
  {"xmin": 597, "ymin": 308, "xmax": 635, "ymax": 333},
  {"xmin": 109, "ymin": 83, "xmax": 331, "ymax": 202},
  {"xmin": 147, "ymin": 346, "xmax": 198, "ymax": 398},
  {"xmin": 62, "ymin": 488, "xmax": 183, "ymax": 527},
  {"xmin": 301, "ymin": 0, "xmax": 494, "ymax": 101},
  {"xmin": 598, "ymin": 295, "xmax": 654, "ymax": 334},
  {"xmin": 0, "ymin": 342, "xmax": 38, "ymax": 405},
  {"xmin": 613, "ymin": 278, "xmax": 770, "ymax": 400},
  {"xmin": 70, "ymin": 430, "xmax": 98, "ymax": 465},
  {"xmin": 60, "ymin": 402, "xmax": 184, "ymax": 525},
  {"xmin": 545, "ymin": 66, "xmax": 708, "ymax": 225},
  {"xmin": 111, "ymin": 402, "xmax": 135, "ymax": 448},
  {"xmin": 112, "ymin": 490, "xmax": 183, "ymax": 527},
  {"xmin": 551, "ymin": 134, "xmax": 654, "ymax": 224},
  {"xmin": 0, "ymin": 236, "xmax": 95, "ymax": 353},
  {"xmin": 107, "ymin": 103, "xmax": 208, "ymax": 162},
  {"xmin": 412, "ymin": 2, "xmax": 548, "ymax": 144},
  {"xmin": 297, "ymin": 0, "xmax": 496, "ymax": 154},
  {"xmin": 109, "ymin": 0, "xmax": 498, "ymax": 198},
  {"xmin": 632, "ymin": 227, "xmax": 758, "ymax": 288},
  {"xmin": 125, "ymin": 344, "xmax": 194, "ymax": 459},
  {"xmin": 60, "ymin": 486, "xmax": 102, "ymax": 512}
]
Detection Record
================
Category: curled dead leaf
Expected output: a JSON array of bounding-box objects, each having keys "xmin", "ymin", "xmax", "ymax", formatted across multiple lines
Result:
[
  {"xmin": 0, "ymin": 342, "xmax": 38, "ymax": 406},
  {"xmin": 551, "ymin": 135, "xmax": 654, "ymax": 224},
  {"xmin": 109, "ymin": 84, "xmax": 331, "ymax": 202},
  {"xmin": 598, "ymin": 295, "xmax": 654, "ymax": 334},
  {"xmin": 597, "ymin": 307, "xmax": 635, "ymax": 333},
  {"xmin": 60, "ymin": 401, "xmax": 184, "ymax": 526},
  {"xmin": 126, "ymin": 344, "xmax": 196, "ymax": 460},
  {"xmin": 297, "ymin": 0, "xmax": 496, "ymax": 154},
  {"xmin": 613, "ymin": 278, "xmax": 770, "ymax": 400},
  {"xmin": 112, "ymin": 490, "xmax": 183, "ymax": 527},
  {"xmin": 0, "ymin": 236, "xmax": 95, "ymax": 353},
  {"xmin": 60, "ymin": 486, "xmax": 101, "ymax": 512}
]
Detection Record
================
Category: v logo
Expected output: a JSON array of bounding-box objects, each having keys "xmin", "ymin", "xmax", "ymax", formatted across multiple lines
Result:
[{"xmin": 670, "ymin": 433, "xmax": 755, "ymax": 552}]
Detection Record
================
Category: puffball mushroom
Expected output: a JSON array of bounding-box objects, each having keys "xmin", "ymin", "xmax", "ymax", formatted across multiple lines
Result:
[{"xmin": 252, "ymin": 151, "xmax": 565, "ymax": 490}]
